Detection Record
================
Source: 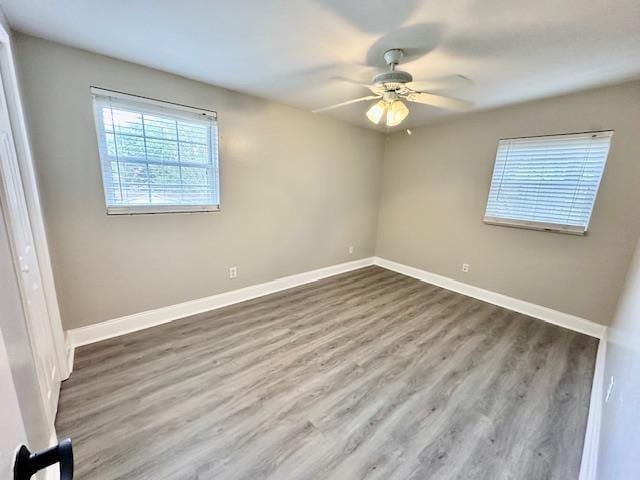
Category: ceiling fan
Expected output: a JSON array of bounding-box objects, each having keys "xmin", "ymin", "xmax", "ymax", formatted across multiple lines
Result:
[{"xmin": 313, "ymin": 49, "xmax": 472, "ymax": 127}]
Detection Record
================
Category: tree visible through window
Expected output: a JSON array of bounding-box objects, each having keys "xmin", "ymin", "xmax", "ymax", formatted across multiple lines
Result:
[{"xmin": 91, "ymin": 88, "xmax": 219, "ymax": 214}]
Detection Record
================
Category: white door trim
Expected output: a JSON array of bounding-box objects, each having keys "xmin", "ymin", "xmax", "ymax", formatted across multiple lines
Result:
[
  {"xmin": 579, "ymin": 331, "xmax": 607, "ymax": 480},
  {"xmin": 0, "ymin": 13, "xmax": 69, "ymax": 383}
]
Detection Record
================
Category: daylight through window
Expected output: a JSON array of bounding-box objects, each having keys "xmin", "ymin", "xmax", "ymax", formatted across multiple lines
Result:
[
  {"xmin": 484, "ymin": 131, "xmax": 612, "ymax": 234},
  {"xmin": 91, "ymin": 88, "xmax": 219, "ymax": 214}
]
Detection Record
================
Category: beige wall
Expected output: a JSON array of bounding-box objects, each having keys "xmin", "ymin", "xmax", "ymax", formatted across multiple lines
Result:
[
  {"xmin": 15, "ymin": 31, "xmax": 640, "ymax": 330},
  {"xmin": 15, "ymin": 33, "xmax": 384, "ymax": 329},
  {"xmin": 376, "ymin": 81, "xmax": 640, "ymax": 326}
]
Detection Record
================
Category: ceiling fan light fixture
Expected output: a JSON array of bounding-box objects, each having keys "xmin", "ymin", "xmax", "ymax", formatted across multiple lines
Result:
[
  {"xmin": 386, "ymin": 100, "xmax": 409, "ymax": 127},
  {"xmin": 366, "ymin": 100, "xmax": 386, "ymax": 124},
  {"xmin": 315, "ymin": 49, "xmax": 471, "ymax": 126}
]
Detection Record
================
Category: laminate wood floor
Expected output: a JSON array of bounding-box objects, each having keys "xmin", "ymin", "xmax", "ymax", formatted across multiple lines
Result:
[{"xmin": 56, "ymin": 266, "xmax": 598, "ymax": 480}]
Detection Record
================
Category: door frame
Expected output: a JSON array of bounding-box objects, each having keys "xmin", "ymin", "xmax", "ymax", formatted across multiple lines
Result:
[{"xmin": 0, "ymin": 11, "xmax": 69, "ymax": 391}]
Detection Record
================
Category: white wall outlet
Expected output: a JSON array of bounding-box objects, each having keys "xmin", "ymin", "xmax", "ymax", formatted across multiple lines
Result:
[
  {"xmin": 462, "ymin": 263, "xmax": 470, "ymax": 273},
  {"xmin": 605, "ymin": 376, "xmax": 615, "ymax": 403},
  {"xmin": 229, "ymin": 266, "xmax": 238, "ymax": 279},
  {"xmin": 348, "ymin": 246, "xmax": 354, "ymax": 255}
]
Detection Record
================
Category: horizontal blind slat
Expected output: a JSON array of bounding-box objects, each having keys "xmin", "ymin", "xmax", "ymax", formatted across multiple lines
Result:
[
  {"xmin": 485, "ymin": 131, "xmax": 612, "ymax": 232},
  {"xmin": 93, "ymin": 92, "xmax": 220, "ymax": 211}
]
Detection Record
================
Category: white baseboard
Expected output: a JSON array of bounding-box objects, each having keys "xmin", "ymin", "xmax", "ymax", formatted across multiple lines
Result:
[
  {"xmin": 66, "ymin": 257, "xmax": 375, "ymax": 355},
  {"xmin": 66, "ymin": 254, "xmax": 606, "ymax": 362},
  {"xmin": 373, "ymin": 257, "xmax": 606, "ymax": 339},
  {"xmin": 579, "ymin": 331, "xmax": 607, "ymax": 480},
  {"xmin": 372, "ymin": 257, "xmax": 607, "ymax": 479},
  {"xmin": 62, "ymin": 254, "xmax": 606, "ymax": 479},
  {"xmin": 65, "ymin": 337, "xmax": 74, "ymax": 375}
]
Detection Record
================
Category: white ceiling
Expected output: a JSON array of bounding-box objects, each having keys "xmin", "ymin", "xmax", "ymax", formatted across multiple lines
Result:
[{"xmin": 2, "ymin": 0, "xmax": 639, "ymax": 131}]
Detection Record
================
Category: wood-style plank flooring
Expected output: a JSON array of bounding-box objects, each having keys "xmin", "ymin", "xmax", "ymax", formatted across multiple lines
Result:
[{"xmin": 57, "ymin": 266, "xmax": 598, "ymax": 480}]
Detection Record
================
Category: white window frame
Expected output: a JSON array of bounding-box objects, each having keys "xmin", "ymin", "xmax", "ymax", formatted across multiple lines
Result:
[
  {"xmin": 483, "ymin": 131, "xmax": 613, "ymax": 235},
  {"xmin": 91, "ymin": 87, "xmax": 220, "ymax": 215}
]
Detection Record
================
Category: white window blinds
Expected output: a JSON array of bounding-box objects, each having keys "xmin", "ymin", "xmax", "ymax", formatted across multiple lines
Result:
[
  {"xmin": 91, "ymin": 87, "xmax": 220, "ymax": 214},
  {"xmin": 484, "ymin": 131, "xmax": 612, "ymax": 234}
]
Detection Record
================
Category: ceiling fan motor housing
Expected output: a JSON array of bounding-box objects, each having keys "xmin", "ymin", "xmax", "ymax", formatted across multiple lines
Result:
[
  {"xmin": 372, "ymin": 70, "xmax": 413, "ymax": 88},
  {"xmin": 374, "ymin": 49, "xmax": 412, "ymax": 89},
  {"xmin": 313, "ymin": 46, "xmax": 470, "ymax": 121}
]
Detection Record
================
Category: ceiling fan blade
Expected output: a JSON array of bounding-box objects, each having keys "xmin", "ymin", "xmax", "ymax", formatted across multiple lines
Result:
[
  {"xmin": 406, "ymin": 75, "xmax": 472, "ymax": 92},
  {"xmin": 313, "ymin": 95, "xmax": 380, "ymax": 113},
  {"xmin": 331, "ymin": 75, "xmax": 370, "ymax": 87},
  {"xmin": 405, "ymin": 92, "xmax": 472, "ymax": 111},
  {"xmin": 331, "ymin": 76, "xmax": 381, "ymax": 94}
]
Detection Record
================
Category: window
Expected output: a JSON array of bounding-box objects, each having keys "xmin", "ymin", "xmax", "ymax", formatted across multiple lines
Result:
[
  {"xmin": 484, "ymin": 131, "xmax": 612, "ymax": 235},
  {"xmin": 91, "ymin": 87, "xmax": 219, "ymax": 214}
]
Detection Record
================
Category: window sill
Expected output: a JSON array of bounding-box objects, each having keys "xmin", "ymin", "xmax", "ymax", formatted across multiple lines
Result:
[
  {"xmin": 483, "ymin": 217, "xmax": 586, "ymax": 235},
  {"xmin": 106, "ymin": 205, "xmax": 220, "ymax": 215}
]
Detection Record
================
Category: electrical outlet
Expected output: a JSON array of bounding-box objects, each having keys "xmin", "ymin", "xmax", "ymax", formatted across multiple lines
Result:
[
  {"xmin": 605, "ymin": 376, "xmax": 615, "ymax": 403},
  {"xmin": 462, "ymin": 263, "xmax": 470, "ymax": 273},
  {"xmin": 229, "ymin": 266, "xmax": 237, "ymax": 279},
  {"xmin": 348, "ymin": 246, "xmax": 354, "ymax": 255}
]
